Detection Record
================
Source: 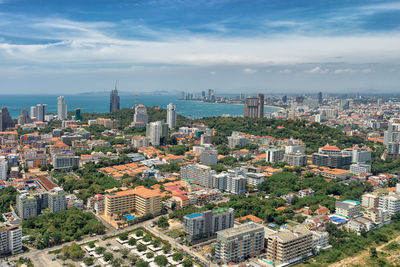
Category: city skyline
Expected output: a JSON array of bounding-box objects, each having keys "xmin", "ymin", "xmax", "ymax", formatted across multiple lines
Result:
[{"xmin": 0, "ymin": 0, "xmax": 399, "ymax": 93}]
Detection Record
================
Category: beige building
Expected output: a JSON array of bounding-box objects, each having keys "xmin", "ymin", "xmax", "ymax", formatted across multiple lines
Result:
[
  {"xmin": 266, "ymin": 225, "xmax": 312, "ymax": 265},
  {"xmin": 362, "ymin": 193, "xmax": 380, "ymax": 209},
  {"xmin": 104, "ymin": 186, "xmax": 162, "ymax": 218}
]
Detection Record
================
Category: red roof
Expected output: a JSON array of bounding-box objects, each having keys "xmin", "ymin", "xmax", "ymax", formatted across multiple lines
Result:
[{"xmin": 321, "ymin": 144, "xmax": 341, "ymax": 152}]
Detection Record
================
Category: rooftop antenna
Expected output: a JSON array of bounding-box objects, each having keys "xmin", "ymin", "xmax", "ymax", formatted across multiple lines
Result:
[
  {"xmin": 134, "ymin": 94, "xmax": 138, "ymax": 108},
  {"xmin": 114, "ymin": 80, "xmax": 117, "ymax": 90}
]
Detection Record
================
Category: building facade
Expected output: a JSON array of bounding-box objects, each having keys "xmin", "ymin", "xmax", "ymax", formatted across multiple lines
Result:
[
  {"xmin": 57, "ymin": 96, "xmax": 68, "ymax": 120},
  {"xmin": 244, "ymin": 94, "xmax": 264, "ymax": 118},
  {"xmin": 167, "ymin": 102, "xmax": 177, "ymax": 129},
  {"xmin": 110, "ymin": 88, "xmax": 120, "ymax": 112}
]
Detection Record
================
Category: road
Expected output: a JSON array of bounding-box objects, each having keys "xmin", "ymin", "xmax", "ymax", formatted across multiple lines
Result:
[{"xmin": 144, "ymin": 224, "xmax": 217, "ymax": 267}]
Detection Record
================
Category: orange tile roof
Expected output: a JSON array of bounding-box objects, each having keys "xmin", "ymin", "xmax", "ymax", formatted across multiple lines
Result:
[{"xmin": 235, "ymin": 215, "xmax": 263, "ymax": 224}]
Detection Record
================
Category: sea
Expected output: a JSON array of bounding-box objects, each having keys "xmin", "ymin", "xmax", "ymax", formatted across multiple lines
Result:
[{"xmin": 0, "ymin": 94, "xmax": 279, "ymax": 119}]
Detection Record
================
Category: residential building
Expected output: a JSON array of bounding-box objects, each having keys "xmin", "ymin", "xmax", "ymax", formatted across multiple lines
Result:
[
  {"xmin": 200, "ymin": 134, "xmax": 211, "ymax": 145},
  {"xmin": 16, "ymin": 194, "xmax": 38, "ymax": 220},
  {"xmin": 227, "ymin": 175, "xmax": 246, "ymax": 194},
  {"xmin": 132, "ymin": 136, "xmax": 150, "ymax": 148},
  {"xmin": 134, "ymin": 104, "xmax": 148, "ymax": 124},
  {"xmin": 0, "ymin": 157, "xmax": 7, "ymax": 181},
  {"xmin": 266, "ymin": 225, "xmax": 312, "ymax": 265},
  {"xmin": 216, "ymin": 222, "xmax": 265, "ymax": 264},
  {"xmin": 228, "ymin": 132, "xmax": 248, "ymax": 148},
  {"xmin": 146, "ymin": 121, "xmax": 168, "ymax": 146},
  {"xmin": 350, "ymin": 163, "xmax": 371, "ymax": 175},
  {"xmin": 74, "ymin": 108, "xmax": 82, "ymax": 121},
  {"xmin": 312, "ymin": 231, "xmax": 330, "ymax": 253},
  {"xmin": 57, "ymin": 96, "xmax": 68, "ymax": 120},
  {"xmin": 364, "ymin": 208, "xmax": 390, "ymax": 224},
  {"xmin": 104, "ymin": 186, "xmax": 162, "ymax": 217},
  {"xmin": 213, "ymin": 173, "xmax": 228, "ymax": 191},
  {"xmin": 199, "ymin": 147, "xmax": 218, "ymax": 166},
  {"xmin": 30, "ymin": 104, "xmax": 47, "ymax": 122},
  {"xmin": 0, "ymin": 225, "xmax": 22, "ymax": 255},
  {"xmin": 245, "ymin": 173, "xmax": 265, "ymax": 187},
  {"xmin": 110, "ymin": 86, "xmax": 120, "ymax": 112},
  {"xmin": 244, "ymin": 94, "xmax": 264, "ymax": 118},
  {"xmin": 335, "ymin": 200, "xmax": 361, "ymax": 218},
  {"xmin": 362, "ymin": 193, "xmax": 380, "ymax": 208},
  {"xmin": 284, "ymin": 152, "xmax": 307, "ymax": 167},
  {"xmin": 181, "ymin": 164, "xmax": 216, "ymax": 188},
  {"xmin": 0, "ymin": 107, "xmax": 15, "ymax": 131},
  {"xmin": 17, "ymin": 109, "xmax": 31, "ymax": 125},
  {"xmin": 167, "ymin": 102, "xmax": 176, "ymax": 129},
  {"xmin": 379, "ymin": 194, "xmax": 400, "ymax": 215},
  {"xmin": 285, "ymin": 142, "xmax": 306, "ymax": 154},
  {"xmin": 87, "ymin": 194, "xmax": 105, "ymax": 215},
  {"xmin": 298, "ymin": 188, "xmax": 314, "ymax": 198},
  {"xmin": 52, "ymin": 154, "xmax": 80, "ymax": 170},
  {"xmin": 266, "ymin": 148, "xmax": 284, "ymax": 163},
  {"xmin": 48, "ymin": 187, "xmax": 67, "ymax": 213},
  {"xmin": 184, "ymin": 208, "xmax": 234, "ymax": 241},
  {"xmin": 346, "ymin": 217, "xmax": 375, "ymax": 233}
]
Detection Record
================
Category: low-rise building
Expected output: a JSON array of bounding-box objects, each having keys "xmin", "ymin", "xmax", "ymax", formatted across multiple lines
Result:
[
  {"xmin": 298, "ymin": 188, "xmax": 315, "ymax": 198},
  {"xmin": 312, "ymin": 231, "xmax": 330, "ymax": 253},
  {"xmin": 362, "ymin": 193, "xmax": 380, "ymax": 209},
  {"xmin": 52, "ymin": 154, "xmax": 80, "ymax": 170},
  {"xmin": 335, "ymin": 200, "xmax": 361, "ymax": 218},
  {"xmin": 350, "ymin": 163, "xmax": 371, "ymax": 175}
]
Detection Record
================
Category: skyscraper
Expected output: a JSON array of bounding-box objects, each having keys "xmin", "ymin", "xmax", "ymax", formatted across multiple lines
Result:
[
  {"xmin": 0, "ymin": 107, "xmax": 15, "ymax": 131},
  {"xmin": 30, "ymin": 104, "xmax": 47, "ymax": 122},
  {"xmin": 17, "ymin": 109, "xmax": 31, "ymax": 125},
  {"xmin": 75, "ymin": 108, "xmax": 82, "ymax": 121},
  {"xmin": 147, "ymin": 121, "xmax": 161, "ymax": 146},
  {"xmin": 318, "ymin": 92, "xmax": 323, "ymax": 104},
  {"xmin": 134, "ymin": 104, "xmax": 148, "ymax": 124},
  {"xmin": 57, "ymin": 96, "xmax": 68, "ymax": 120},
  {"xmin": 244, "ymin": 93, "xmax": 264, "ymax": 118},
  {"xmin": 110, "ymin": 84, "xmax": 120, "ymax": 113},
  {"xmin": 167, "ymin": 102, "xmax": 176, "ymax": 129}
]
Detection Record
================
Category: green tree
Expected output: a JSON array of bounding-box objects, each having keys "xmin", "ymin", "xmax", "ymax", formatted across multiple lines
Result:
[
  {"xmin": 128, "ymin": 237, "xmax": 136, "ymax": 246},
  {"xmin": 103, "ymin": 252, "xmax": 114, "ymax": 262},
  {"xmin": 154, "ymin": 255, "xmax": 168, "ymax": 267},
  {"xmin": 172, "ymin": 252, "xmax": 183, "ymax": 262},
  {"xmin": 182, "ymin": 259, "xmax": 193, "ymax": 267}
]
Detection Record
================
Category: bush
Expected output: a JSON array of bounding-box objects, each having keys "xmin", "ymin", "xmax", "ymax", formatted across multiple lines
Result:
[
  {"xmin": 137, "ymin": 243, "xmax": 147, "ymax": 252},
  {"xmin": 61, "ymin": 243, "xmax": 84, "ymax": 260},
  {"xmin": 95, "ymin": 246, "xmax": 106, "ymax": 254},
  {"xmin": 136, "ymin": 229, "xmax": 144, "ymax": 237},
  {"xmin": 83, "ymin": 257, "xmax": 94, "ymax": 266},
  {"xmin": 128, "ymin": 237, "xmax": 136, "ymax": 246},
  {"xmin": 146, "ymin": 252, "xmax": 154, "ymax": 259},
  {"xmin": 103, "ymin": 252, "xmax": 113, "ymax": 262},
  {"xmin": 119, "ymin": 232, "xmax": 128, "ymax": 241},
  {"xmin": 182, "ymin": 259, "xmax": 193, "ymax": 267},
  {"xmin": 154, "ymin": 255, "xmax": 168, "ymax": 266},
  {"xmin": 143, "ymin": 234, "xmax": 152, "ymax": 242},
  {"xmin": 172, "ymin": 252, "xmax": 183, "ymax": 262},
  {"xmin": 156, "ymin": 216, "xmax": 169, "ymax": 229}
]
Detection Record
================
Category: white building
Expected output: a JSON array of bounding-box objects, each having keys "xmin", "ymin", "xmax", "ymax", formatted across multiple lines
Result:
[
  {"xmin": 48, "ymin": 187, "xmax": 67, "ymax": 213},
  {"xmin": 134, "ymin": 104, "xmax": 148, "ymax": 124},
  {"xmin": 227, "ymin": 175, "xmax": 246, "ymax": 194},
  {"xmin": 312, "ymin": 231, "xmax": 330, "ymax": 252},
  {"xmin": 181, "ymin": 164, "xmax": 216, "ymax": 188},
  {"xmin": 57, "ymin": 96, "xmax": 68, "ymax": 120},
  {"xmin": 245, "ymin": 173, "xmax": 265, "ymax": 187},
  {"xmin": 0, "ymin": 156, "xmax": 7, "ymax": 181},
  {"xmin": 362, "ymin": 193, "xmax": 380, "ymax": 208},
  {"xmin": 166, "ymin": 102, "xmax": 176, "ymax": 129},
  {"xmin": 379, "ymin": 194, "xmax": 400, "ymax": 215},
  {"xmin": 199, "ymin": 148, "xmax": 218, "ymax": 166},
  {"xmin": 335, "ymin": 200, "xmax": 361, "ymax": 218},
  {"xmin": 227, "ymin": 132, "xmax": 248, "ymax": 148},
  {"xmin": 350, "ymin": 163, "xmax": 371, "ymax": 175},
  {"xmin": 132, "ymin": 136, "xmax": 150, "ymax": 148},
  {"xmin": 30, "ymin": 104, "xmax": 47, "ymax": 122},
  {"xmin": 147, "ymin": 121, "xmax": 161, "ymax": 146},
  {"xmin": 0, "ymin": 225, "xmax": 22, "ymax": 255}
]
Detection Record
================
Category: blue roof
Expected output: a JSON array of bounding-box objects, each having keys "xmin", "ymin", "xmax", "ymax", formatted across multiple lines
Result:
[{"xmin": 186, "ymin": 213, "xmax": 202, "ymax": 219}]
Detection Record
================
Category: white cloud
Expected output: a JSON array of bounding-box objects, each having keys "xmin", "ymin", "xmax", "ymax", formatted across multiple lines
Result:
[
  {"xmin": 210, "ymin": 71, "xmax": 216, "ymax": 75},
  {"xmin": 243, "ymin": 68, "xmax": 257, "ymax": 73},
  {"xmin": 334, "ymin": 68, "xmax": 373, "ymax": 74},
  {"xmin": 306, "ymin": 66, "xmax": 329, "ymax": 74}
]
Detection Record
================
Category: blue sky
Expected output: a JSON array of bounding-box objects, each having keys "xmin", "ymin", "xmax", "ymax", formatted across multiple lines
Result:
[{"xmin": 0, "ymin": 0, "xmax": 399, "ymax": 94}]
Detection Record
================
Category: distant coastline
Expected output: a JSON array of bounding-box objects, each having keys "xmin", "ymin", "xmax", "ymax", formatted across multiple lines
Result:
[{"xmin": 176, "ymin": 99, "xmax": 284, "ymax": 111}]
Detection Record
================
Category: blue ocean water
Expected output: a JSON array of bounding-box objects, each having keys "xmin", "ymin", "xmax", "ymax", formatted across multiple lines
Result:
[{"xmin": 0, "ymin": 94, "xmax": 279, "ymax": 119}]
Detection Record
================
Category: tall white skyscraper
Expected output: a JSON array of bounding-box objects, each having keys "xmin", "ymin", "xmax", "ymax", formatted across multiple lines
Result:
[
  {"xmin": 57, "ymin": 96, "xmax": 68, "ymax": 120},
  {"xmin": 30, "ymin": 104, "xmax": 47, "ymax": 122},
  {"xmin": 0, "ymin": 156, "xmax": 8, "ymax": 181},
  {"xmin": 134, "ymin": 104, "xmax": 148, "ymax": 124},
  {"xmin": 167, "ymin": 102, "xmax": 176, "ymax": 129},
  {"xmin": 147, "ymin": 121, "xmax": 161, "ymax": 146}
]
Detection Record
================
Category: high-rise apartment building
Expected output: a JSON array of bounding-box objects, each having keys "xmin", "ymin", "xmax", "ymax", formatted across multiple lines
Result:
[
  {"xmin": 0, "ymin": 225, "xmax": 22, "ymax": 255},
  {"xmin": 379, "ymin": 194, "xmax": 400, "ymax": 215},
  {"xmin": 52, "ymin": 154, "xmax": 80, "ymax": 170},
  {"xmin": 199, "ymin": 147, "xmax": 218, "ymax": 166},
  {"xmin": 0, "ymin": 107, "xmax": 15, "ymax": 131},
  {"xmin": 216, "ymin": 222, "xmax": 265, "ymax": 264},
  {"xmin": 110, "ymin": 87, "xmax": 120, "ymax": 112},
  {"xmin": 134, "ymin": 104, "xmax": 148, "ymax": 124},
  {"xmin": 48, "ymin": 187, "xmax": 67, "ymax": 213},
  {"xmin": 57, "ymin": 96, "xmax": 68, "ymax": 120},
  {"xmin": 317, "ymin": 91, "xmax": 323, "ymax": 104},
  {"xmin": 244, "ymin": 94, "xmax": 264, "ymax": 118},
  {"xmin": 147, "ymin": 121, "xmax": 162, "ymax": 146},
  {"xmin": 266, "ymin": 148, "xmax": 284, "ymax": 162},
  {"xmin": 181, "ymin": 164, "xmax": 216, "ymax": 188},
  {"xmin": 30, "ymin": 104, "xmax": 47, "ymax": 122},
  {"xmin": 266, "ymin": 225, "xmax": 312, "ymax": 265},
  {"xmin": 184, "ymin": 208, "xmax": 234, "ymax": 240},
  {"xmin": 16, "ymin": 194, "xmax": 38, "ymax": 220},
  {"xmin": 17, "ymin": 109, "xmax": 31, "ymax": 125},
  {"xmin": 0, "ymin": 156, "xmax": 8, "ymax": 181},
  {"xmin": 227, "ymin": 132, "xmax": 248, "ymax": 148},
  {"xmin": 312, "ymin": 144, "xmax": 352, "ymax": 169},
  {"xmin": 167, "ymin": 102, "xmax": 176, "ymax": 129}
]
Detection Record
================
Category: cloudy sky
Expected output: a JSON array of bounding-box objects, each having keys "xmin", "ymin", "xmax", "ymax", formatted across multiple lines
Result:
[{"xmin": 0, "ymin": 0, "xmax": 399, "ymax": 94}]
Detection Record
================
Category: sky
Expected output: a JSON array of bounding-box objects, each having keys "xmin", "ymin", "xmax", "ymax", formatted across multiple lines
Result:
[{"xmin": 0, "ymin": 0, "xmax": 400, "ymax": 94}]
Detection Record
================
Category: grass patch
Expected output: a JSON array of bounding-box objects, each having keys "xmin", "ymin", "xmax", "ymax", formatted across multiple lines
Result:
[
  {"xmin": 48, "ymin": 248, "xmax": 62, "ymax": 254},
  {"xmin": 166, "ymin": 229, "xmax": 184, "ymax": 239}
]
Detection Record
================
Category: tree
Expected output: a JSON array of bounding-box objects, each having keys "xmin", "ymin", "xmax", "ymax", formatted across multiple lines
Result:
[
  {"xmin": 62, "ymin": 243, "xmax": 85, "ymax": 260},
  {"xmin": 128, "ymin": 254, "xmax": 138, "ymax": 265},
  {"xmin": 136, "ymin": 229, "xmax": 144, "ymax": 237},
  {"xmin": 118, "ymin": 232, "xmax": 128, "ymax": 241},
  {"xmin": 128, "ymin": 237, "xmax": 136, "ymax": 246},
  {"xmin": 83, "ymin": 257, "xmax": 95, "ymax": 266},
  {"xmin": 370, "ymin": 247, "xmax": 378, "ymax": 258},
  {"xmin": 162, "ymin": 244, "xmax": 171, "ymax": 254},
  {"xmin": 172, "ymin": 252, "xmax": 183, "ymax": 262},
  {"xmin": 154, "ymin": 255, "xmax": 168, "ymax": 266},
  {"xmin": 156, "ymin": 216, "xmax": 169, "ymax": 229},
  {"xmin": 152, "ymin": 238, "xmax": 162, "ymax": 248},
  {"xmin": 143, "ymin": 234, "xmax": 152, "ymax": 242},
  {"xmin": 146, "ymin": 252, "xmax": 154, "ymax": 259},
  {"xmin": 136, "ymin": 260, "xmax": 149, "ymax": 267},
  {"xmin": 95, "ymin": 246, "xmax": 106, "ymax": 254},
  {"xmin": 103, "ymin": 252, "xmax": 114, "ymax": 262},
  {"xmin": 120, "ymin": 248, "xmax": 129, "ymax": 258},
  {"xmin": 182, "ymin": 259, "xmax": 193, "ymax": 267},
  {"xmin": 111, "ymin": 258, "xmax": 123, "ymax": 267},
  {"xmin": 137, "ymin": 243, "xmax": 147, "ymax": 252}
]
